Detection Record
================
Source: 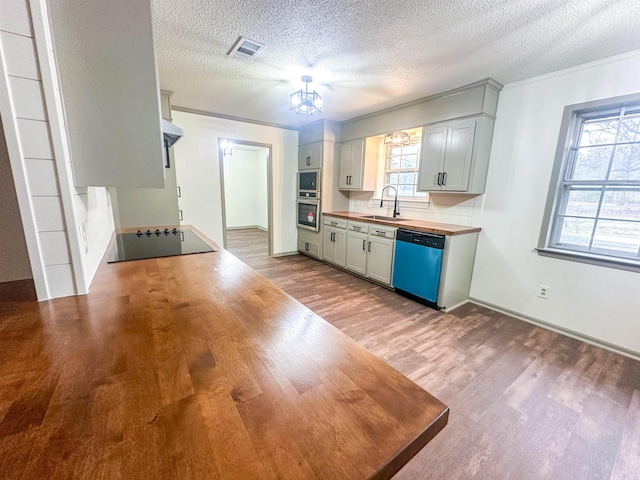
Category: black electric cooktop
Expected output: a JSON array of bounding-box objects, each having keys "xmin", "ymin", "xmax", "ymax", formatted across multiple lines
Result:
[{"xmin": 108, "ymin": 228, "xmax": 216, "ymax": 263}]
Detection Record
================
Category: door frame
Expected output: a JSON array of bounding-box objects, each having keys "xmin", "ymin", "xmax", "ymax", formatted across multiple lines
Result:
[{"xmin": 218, "ymin": 138, "xmax": 273, "ymax": 257}]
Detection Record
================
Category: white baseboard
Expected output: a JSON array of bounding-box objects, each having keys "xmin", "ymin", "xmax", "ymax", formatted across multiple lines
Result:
[
  {"xmin": 468, "ymin": 297, "xmax": 640, "ymax": 362},
  {"xmin": 272, "ymin": 250, "xmax": 298, "ymax": 257},
  {"xmin": 226, "ymin": 225, "xmax": 268, "ymax": 232}
]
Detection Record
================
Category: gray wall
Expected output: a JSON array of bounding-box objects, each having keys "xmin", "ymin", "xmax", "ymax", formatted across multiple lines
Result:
[{"xmin": 0, "ymin": 116, "xmax": 32, "ymax": 282}]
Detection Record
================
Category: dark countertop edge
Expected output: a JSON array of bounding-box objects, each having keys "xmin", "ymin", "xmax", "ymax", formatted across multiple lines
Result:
[{"xmin": 323, "ymin": 212, "xmax": 481, "ymax": 236}]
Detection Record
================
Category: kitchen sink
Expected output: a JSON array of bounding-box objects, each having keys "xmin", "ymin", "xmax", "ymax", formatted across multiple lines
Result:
[{"xmin": 361, "ymin": 215, "xmax": 405, "ymax": 222}]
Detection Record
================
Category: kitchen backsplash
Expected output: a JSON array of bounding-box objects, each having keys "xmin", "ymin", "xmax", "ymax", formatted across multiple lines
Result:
[{"xmin": 347, "ymin": 192, "xmax": 484, "ymax": 227}]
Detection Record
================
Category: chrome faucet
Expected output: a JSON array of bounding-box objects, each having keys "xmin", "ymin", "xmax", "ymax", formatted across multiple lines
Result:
[{"xmin": 380, "ymin": 185, "xmax": 400, "ymax": 217}]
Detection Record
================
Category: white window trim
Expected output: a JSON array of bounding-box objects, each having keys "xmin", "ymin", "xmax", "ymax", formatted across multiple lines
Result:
[
  {"xmin": 383, "ymin": 141, "xmax": 427, "ymax": 201},
  {"xmin": 538, "ymin": 92, "xmax": 640, "ymax": 272}
]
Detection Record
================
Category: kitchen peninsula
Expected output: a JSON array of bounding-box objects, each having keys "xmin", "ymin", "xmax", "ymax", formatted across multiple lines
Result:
[{"xmin": 0, "ymin": 228, "xmax": 448, "ymax": 479}]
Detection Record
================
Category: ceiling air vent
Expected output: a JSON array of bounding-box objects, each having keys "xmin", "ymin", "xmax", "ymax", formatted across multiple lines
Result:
[{"xmin": 228, "ymin": 36, "xmax": 266, "ymax": 61}]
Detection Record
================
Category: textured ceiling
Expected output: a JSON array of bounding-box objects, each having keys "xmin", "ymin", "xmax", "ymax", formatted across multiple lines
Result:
[{"xmin": 152, "ymin": 0, "xmax": 640, "ymax": 128}]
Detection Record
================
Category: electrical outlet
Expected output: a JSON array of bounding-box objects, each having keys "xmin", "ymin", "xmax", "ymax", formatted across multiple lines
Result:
[{"xmin": 537, "ymin": 285, "xmax": 550, "ymax": 299}]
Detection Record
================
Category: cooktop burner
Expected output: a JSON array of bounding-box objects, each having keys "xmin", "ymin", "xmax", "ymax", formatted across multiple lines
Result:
[{"xmin": 108, "ymin": 228, "xmax": 216, "ymax": 263}]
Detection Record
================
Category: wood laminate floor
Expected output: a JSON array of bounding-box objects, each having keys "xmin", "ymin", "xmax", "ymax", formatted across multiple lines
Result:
[{"xmin": 226, "ymin": 228, "xmax": 640, "ymax": 480}]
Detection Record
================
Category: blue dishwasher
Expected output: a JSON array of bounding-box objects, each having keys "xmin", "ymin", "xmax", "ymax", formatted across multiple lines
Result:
[{"xmin": 392, "ymin": 229, "xmax": 445, "ymax": 309}]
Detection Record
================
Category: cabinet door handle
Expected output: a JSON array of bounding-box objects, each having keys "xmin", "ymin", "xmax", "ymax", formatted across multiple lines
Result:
[
  {"xmin": 437, "ymin": 172, "xmax": 442, "ymax": 186},
  {"xmin": 177, "ymin": 186, "xmax": 181, "ymax": 197},
  {"xmin": 362, "ymin": 239, "xmax": 366, "ymax": 250},
  {"xmin": 305, "ymin": 242, "xmax": 309, "ymax": 251},
  {"xmin": 306, "ymin": 156, "xmax": 311, "ymax": 166},
  {"xmin": 442, "ymin": 172, "xmax": 447, "ymax": 185},
  {"xmin": 367, "ymin": 241, "xmax": 371, "ymax": 252},
  {"xmin": 331, "ymin": 232, "xmax": 335, "ymax": 242},
  {"xmin": 179, "ymin": 209, "xmax": 183, "ymax": 221}
]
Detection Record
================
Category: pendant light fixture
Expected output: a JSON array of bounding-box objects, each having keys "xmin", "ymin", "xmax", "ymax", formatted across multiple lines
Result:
[
  {"xmin": 290, "ymin": 75, "xmax": 322, "ymax": 115},
  {"xmin": 384, "ymin": 131, "xmax": 411, "ymax": 146}
]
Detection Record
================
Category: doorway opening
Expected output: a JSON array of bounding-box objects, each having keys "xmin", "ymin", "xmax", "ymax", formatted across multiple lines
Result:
[{"xmin": 219, "ymin": 139, "xmax": 273, "ymax": 260}]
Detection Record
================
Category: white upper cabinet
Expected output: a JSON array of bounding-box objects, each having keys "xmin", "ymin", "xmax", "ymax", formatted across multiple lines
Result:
[
  {"xmin": 417, "ymin": 115, "xmax": 495, "ymax": 194},
  {"xmin": 338, "ymin": 138, "xmax": 377, "ymax": 191},
  {"xmin": 48, "ymin": 0, "xmax": 165, "ymax": 188},
  {"xmin": 298, "ymin": 142, "xmax": 323, "ymax": 170}
]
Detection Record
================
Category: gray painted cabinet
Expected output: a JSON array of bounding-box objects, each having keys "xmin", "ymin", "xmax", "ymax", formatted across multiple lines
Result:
[
  {"xmin": 417, "ymin": 115, "xmax": 495, "ymax": 194},
  {"xmin": 323, "ymin": 225, "xmax": 347, "ymax": 267},
  {"xmin": 345, "ymin": 229, "xmax": 368, "ymax": 275},
  {"xmin": 344, "ymin": 221, "xmax": 396, "ymax": 286},
  {"xmin": 298, "ymin": 142, "xmax": 323, "ymax": 170},
  {"xmin": 338, "ymin": 138, "xmax": 378, "ymax": 191},
  {"xmin": 366, "ymin": 234, "xmax": 395, "ymax": 285}
]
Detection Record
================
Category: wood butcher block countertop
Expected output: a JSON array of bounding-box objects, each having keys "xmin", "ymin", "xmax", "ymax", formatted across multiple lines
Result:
[
  {"xmin": 0, "ymin": 227, "xmax": 448, "ymax": 479},
  {"xmin": 324, "ymin": 211, "xmax": 481, "ymax": 235}
]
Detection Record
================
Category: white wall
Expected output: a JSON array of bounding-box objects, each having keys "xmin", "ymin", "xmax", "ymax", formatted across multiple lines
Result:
[
  {"xmin": 111, "ymin": 147, "xmax": 180, "ymax": 229},
  {"xmin": 224, "ymin": 147, "xmax": 268, "ymax": 230},
  {"xmin": 173, "ymin": 110, "xmax": 298, "ymax": 254},
  {"xmin": 470, "ymin": 51, "xmax": 640, "ymax": 356},
  {"xmin": 0, "ymin": 117, "xmax": 32, "ymax": 282}
]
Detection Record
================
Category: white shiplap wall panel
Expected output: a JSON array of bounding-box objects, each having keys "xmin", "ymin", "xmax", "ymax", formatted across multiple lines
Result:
[
  {"xmin": 16, "ymin": 118, "xmax": 53, "ymax": 158},
  {"xmin": 10, "ymin": 76, "xmax": 46, "ymax": 120},
  {"xmin": 0, "ymin": 0, "xmax": 80, "ymax": 299},
  {"xmin": 39, "ymin": 231, "xmax": 71, "ymax": 265},
  {"xmin": 0, "ymin": 0, "xmax": 33, "ymax": 36},
  {"xmin": 0, "ymin": 32, "xmax": 39, "ymax": 79},
  {"xmin": 71, "ymin": 192, "xmax": 89, "ymax": 225},
  {"xmin": 32, "ymin": 196, "xmax": 65, "ymax": 231},
  {"xmin": 24, "ymin": 158, "xmax": 60, "ymax": 195},
  {"xmin": 44, "ymin": 264, "xmax": 75, "ymax": 297}
]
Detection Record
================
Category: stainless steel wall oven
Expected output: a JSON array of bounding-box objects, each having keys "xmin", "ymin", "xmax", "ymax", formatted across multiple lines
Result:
[{"xmin": 297, "ymin": 199, "xmax": 320, "ymax": 231}]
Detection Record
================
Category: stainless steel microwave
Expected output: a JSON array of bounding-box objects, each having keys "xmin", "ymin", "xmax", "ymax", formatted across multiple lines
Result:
[
  {"xmin": 298, "ymin": 169, "xmax": 321, "ymax": 198},
  {"xmin": 297, "ymin": 199, "xmax": 320, "ymax": 231}
]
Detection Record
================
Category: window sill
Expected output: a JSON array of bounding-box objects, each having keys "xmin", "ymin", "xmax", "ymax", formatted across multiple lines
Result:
[{"xmin": 536, "ymin": 247, "xmax": 640, "ymax": 273}]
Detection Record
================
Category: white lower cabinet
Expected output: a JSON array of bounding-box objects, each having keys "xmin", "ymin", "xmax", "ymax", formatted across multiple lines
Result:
[
  {"xmin": 298, "ymin": 228, "xmax": 320, "ymax": 258},
  {"xmin": 366, "ymin": 235, "xmax": 395, "ymax": 285},
  {"xmin": 344, "ymin": 221, "xmax": 396, "ymax": 286},
  {"xmin": 346, "ymin": 230, "xmax": 368, "ymax": 275},
  {"xmin": 323, "ymin": 226, "xmax": 347, "ymax": 267}
]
